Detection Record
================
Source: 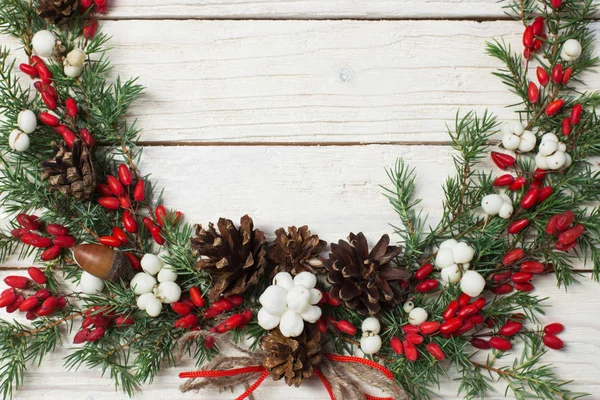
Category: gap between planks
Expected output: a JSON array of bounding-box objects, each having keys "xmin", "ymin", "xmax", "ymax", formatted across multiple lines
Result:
[{"xmin": 97, "ymin": 16, "xmax": 600, "ymax": 22}]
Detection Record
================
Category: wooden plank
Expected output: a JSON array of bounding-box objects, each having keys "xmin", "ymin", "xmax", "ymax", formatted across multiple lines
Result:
[
  {"xmin": 102, "ymin": 0, "xmax": 505, "ymax": 20},
  {"xmin": 10, "ymin": 20, "xmax": 596, "ymax": 144},
  {"xmin": 1, "ymin": 268, "xmax": 598, "ymax": 399}
]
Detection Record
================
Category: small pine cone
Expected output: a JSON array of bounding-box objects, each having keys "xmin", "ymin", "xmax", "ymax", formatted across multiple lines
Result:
[
  {"xmin": 190, "ymin": 215, "xmax": 267, "ymax": 300},
  {"xmin": 261, "ymin": 326, "xmax": 322, "ymax": 387},
  {"xmin": 40, "ymin": 140, "xmax": 96, "ymax": 200},
  {"xmin": 268, "ymin": 225, "xmax": 326, "ymax": 276},
  {"xmin": 36, "ymin": 0, "xmax": 78, "ymax": 24},
  {"xmin": 325, "ymin": 233, "xmax": 408, "ymax": 316}
]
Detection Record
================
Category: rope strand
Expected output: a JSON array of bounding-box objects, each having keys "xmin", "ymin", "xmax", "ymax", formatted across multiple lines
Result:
[
  {"xmin": 325, "ymin": 354, "xmax": 395, "ymax": 381},
  {"xmin": 313, "ymin": 369, "xmax": 336, "ymax": 400},
  {"xmin": 235, "ymin": 371, "xmax": 270, "ymax": 400},
  {"xmin": 178, "ymin": 366, "xmax": 265, "ymax": 379}
]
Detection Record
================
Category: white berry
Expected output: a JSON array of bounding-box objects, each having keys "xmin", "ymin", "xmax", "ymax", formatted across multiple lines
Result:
[
  {"xmin": 300, "ymin": 305, "xmax": 322, "ymax": 323},
  {"xmin": 518, "ymin": 131, "xmax": 537, "ymax": 152},
  {"xmin": 136, "ymin": 292, "xmax": 155, "ymax": 310},
  {"xmin": 539, "ymin": 139, "xmax": 558, "ymax": 156},
  {"xmin": 145, "ymin": 296, "xmax": 163, "ymax": 317},
  {"xmin": 80, "ymin": 271, "xmax": 104, "ymax": 294},
  {"xmin": 130, "ymin": 272, "xmax": 156, "ymax": 295},
  {"xmin": 498, "ymin": 202, "xmax": 514, "ymax": 219},
  {"xmin": 258, "ymin": 308, "xmax": 281, "ymax": 330},
  {"xmin": 259, "ymin": 285, "xmax": 288, "ymax": 316},
  {"xmin": 32, "ymin": 30, "xmax": 56, "ymax": 57},
  {"xmin": 273, "ymin": 271, "xmax": 294, "ymax": 290},
  {"xmin": 502, "ymin": 133, "xmax": 521, "ymax": 150},
  {"xmin": 481, "ymin": 194, "xmax": 503, "ymax": 215},
  {"xmin": 279, "ymin": 309, "xmax": 304, "ymax": 337},
  {"xmin": 64, "ymin": 65, "xmax": 83, "ymax": 78},
  {"xmin": 293, "ymin": 271, "xmax": 317, "ymax": 289},
  {"xmin": 535, "ymin": 153, "xmax": 549, "ymax": 170},
  {"xmin": 141, "ymin": 253, "xmax": 163, "ymax": 275},
  {"xmin": 286, "ymin": 285, "xmax": 311, "ymax": 313},
  {"xmin": 17, "ymin": 110, "xmax": 37, "ymax": 134},
  {"xmin": 460, "ymin": 270, "xmax": 486, "ymax": 297},
  {"xmin": 8, "ymin": 129, "xmax": 30, "ymax": 152},
  {"xmin": 308, "ymin": 288, "xmax": 322, "ymax": 305},
  {"xmin": 408, "ymin": 307, "xmax": 428, "ymax": 326},
  {"xmin": 439, "ymin": 239, "xmax": 458, "ymax": 250},
  {"xmin": 402, "ymin": 301, "xmax": 414, "ymax": 313},
  {"xmin": 156, "ymin": 281, "xmax": 181, "ymax": 304},
  {"xmin": 66, "ymin": 49, "xmax": 86, "ymax": 68},
  {"xmin": 360, "ymin": 335, "xmax": 382, "ymax": 355},
  {"xmin": 561, "ymin": 39, "xmax": 582, "ymax": 62},
  {"xmin": 435, "ymin": 247, "xmax": 455, "ymax": 269},
  {"xmin": 547, "ymin": 151, "xmax": 567, "ymax": 170},
  {"xmin": 453, "ymin": 242, "xmax": 475, "ymax": 264},
  {"xmin": 361, "ymin": 317, "xmax": 381, "ymax": 335},
  {"xmin": 157, "ymin": 264, "xmax": 178, "ymax": 282},
  {"xmin": 440, "ymin": 264, "xmax": 462, "ymax": 284}
]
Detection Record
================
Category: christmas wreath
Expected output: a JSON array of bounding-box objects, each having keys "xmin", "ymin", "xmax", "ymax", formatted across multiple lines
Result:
[{"xmin": 0, "ymin": 0, "xmax": 599, "ymax": 399}]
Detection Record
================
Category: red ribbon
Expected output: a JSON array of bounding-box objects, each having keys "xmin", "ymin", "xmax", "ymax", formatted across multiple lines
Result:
[{"xmin": 179, "ymin": 353, "xmax": 395, "ymax": 400}]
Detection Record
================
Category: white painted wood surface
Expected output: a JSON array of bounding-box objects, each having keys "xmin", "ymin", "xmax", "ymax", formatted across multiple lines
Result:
[{"xmin": 2, "ymin": 1, "xmax": 600, "ymax": 399}]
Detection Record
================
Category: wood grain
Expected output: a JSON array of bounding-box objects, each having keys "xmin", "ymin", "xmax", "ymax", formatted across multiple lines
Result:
[
  {"xmin": 99, "ymin": 0, "xmax": 523, "ymax": 20},
  {"xmin": 9, "ymin": 20, "xmax": 599, "ymax": 144}
]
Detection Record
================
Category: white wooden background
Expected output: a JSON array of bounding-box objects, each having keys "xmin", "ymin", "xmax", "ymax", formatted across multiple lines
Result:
[{"xmin": 1, "ymin": 1, "xmax": 600, "ymax": 399}]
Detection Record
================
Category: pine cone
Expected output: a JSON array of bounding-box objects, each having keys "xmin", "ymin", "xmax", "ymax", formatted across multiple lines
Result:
[
  {"xmin": 325, "ymin": 233, "xmax": 408, "ymax": 316},
  {"xmin": 36, "ymin": 0, "xmax": 78, "ymax": 24},
  {"xmin": 261, "ymin": 325, "xmax": 322, "ymax": 387},
  {"xmin": 268, "ymin": 226, "xmax": 326, "ymax": 276},
  {"xmin": 40, "ymin": 140, "xmax": 96, "ymax": 200},
  {"xmin": 191, "ymin": 215, "xmax": 267, "ymax": 300}
]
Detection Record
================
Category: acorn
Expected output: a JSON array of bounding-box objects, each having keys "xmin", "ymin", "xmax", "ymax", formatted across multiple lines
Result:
[{"xmin": 73, "ymin": 244, "xmax": 134, "ymax": 282}]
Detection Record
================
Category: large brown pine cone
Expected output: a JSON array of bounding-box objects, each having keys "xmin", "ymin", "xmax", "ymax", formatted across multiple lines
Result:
[
  {"xmin": 36, "ymin": 0, "xmax": 78, "ymax": 24},
  {"xmin": 40, "ymin": 140, "xmax": 96, "ymax": 200},
  {"xmin": 268, "ymin": 226, "xmax": 326, "ymax": 276},
  {"xmin": 190, "ymin": 215, "xmax": 267, "ymax": 300},
  {"xmin": 325, "ymin": 232, "xmax": 408, "ymax": 316},
  {"xmin": 261, "ymin": 326, "xmax": 322, "ymax": 387}
]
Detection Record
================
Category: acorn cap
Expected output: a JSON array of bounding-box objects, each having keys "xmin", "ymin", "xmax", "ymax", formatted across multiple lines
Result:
[{"xmin": 73, "ymin": 244, "xmax": 134, "ymax": 282}]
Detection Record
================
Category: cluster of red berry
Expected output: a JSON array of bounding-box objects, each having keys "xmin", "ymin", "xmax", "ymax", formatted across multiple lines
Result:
[
  {"xmin": 413, "ymin": 263, "xmax": 439, "ymax": 293},
  {"xmin": 522, "ymin": 16, "xmax": 546, "ymax": 60},
  {"xmin": 171, "ymin": 288, "xmax": 253, "ymax": 348},
  {"xmin": 10, "ymin": 214, "xmax": 75, "ymax": 261},
  {"xmin": 73, "ymin": 306, "xmax": 134, "ymax": 344},
  {"xmin": 546, "ymin": 210, "xmax": 585, "ymax": 251},
  {"xmin": 0, "ymin": 267, "xmax": 67, "ymax": 319}
]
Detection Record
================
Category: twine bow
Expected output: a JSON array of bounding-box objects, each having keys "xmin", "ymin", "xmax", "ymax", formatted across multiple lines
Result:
[{"xmin": 177, "ymin": 331, "xmax": 407, "ymax": 400}]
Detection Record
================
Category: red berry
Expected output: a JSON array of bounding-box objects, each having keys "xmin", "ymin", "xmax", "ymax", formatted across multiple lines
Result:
[
  {"xmin": 472, "ymin": 298, "xmax": 486, "ymax": 310},
  {"xmin": 40, "ymin": 296, "xmax": 58, "ymax": 311},
  {"xmin": 419, "ymin": 321, "xmax": 440, "ymax": 335},
  {"xmin": 35, "ymin": 289, "xmax": 51, "ymax": 301},
  {"xmin": 30, "ymin": 236, "xmax": 52, "ymax": 248},
  {"xmin": 35, "ymin": 61, "xmax": 52, "ymax": 84},
  {"xmin": 491, "ymin": 152, "xmax": 516, "ymax": 170},
  {"xmin": 551, "ymin": 0, "xmax": 562, "ymax": 8},
  {"xmin": 545, "ymin": 99, "xmax": 564, "ymax": 117},
  {"xmin": 453, "ymin": 321, "xmax": 474, "ymax": 336},
  {"xmin": 42, "ymin": 91, "xmax": 57, "ymax": 110},
  {"xmin": 543, "ymin": 334, "xmax": 564, "ymax": 350},
  {"xmin": 558, "ymin": 227, "xmax": 582, "ymax": 245},
  {"xmin": 155, "ymin": 205, "xmax": 167, "ymax": 226},
  {"xmin": 45, "ymin": 224, "xmax": 67, "ymax": 236},
  {"xmin": 521, "ymin": 188, "xmax": 540, "ymax": 209},
  {"xmin": 470, "ymin": 338, "xmax": 490, "ymax": 350},
  {"xmin": 99, "ymin": 236, "xmax": 121, "ymax": 247},
  {"xmin": 19, "ymin": 296, "xmax": 39, "ymax": 312},
  {"xmin": 491, "ymin": 283, "xmax": 514, "ymax": 295},
  {"xmin": 11, "ymin": 227, "xmax": 29, "ymax": 238},
  {"xmin": 493, "ymin": 174, "xmax": 515, "ymax": 187},
  {"xmin": 414, "ymin": 264, "xmax": 433, "ymax": 280},
  {"xmin": 502, "ymin": 248, "xmax": 525, "ymax": 266},
  {"xmin": 96, "ymin": 184, "xmax": 113, "ymax": 196},
  {"xmin": 443, "ymin": 300, "xmax": 459, "ymax": 320},
  {"xmin": 336, "ymin": 320, "xmax": 356, "ymax": 335},
  {"xmin": 403, "ymin": 340, "xmax": 418, "ymax": 361},
  {"xmin": 508, "ymin": 219, "xmax": 530, "ymax": 235},
  {"xmin": 458, "ymin": 293, "xmax": 471, "ymax": 308},
  {"xmin": 511, "ymin": 272, "xmax": 533, "ymax": 283},
  {"xmin": 83, "ymin": 21, "xmax": 99, "ymax": 39},
  {"xmin": 122, "ymin": 211, "xmax": 138, "ymax": 233},
  {"xmin": 520, "ymin": 261, "xmax": 545, "ymax": 274},
  {"xmin": 204, "ymin": 335, "xmax": 216, "ymax": 349},
  {"xmin": 562, "ymin": 67, "xmax": 573, "ymax": 85},
  {"xmin": 493, "ymin": 271, "xmax": 512, "ymax": 282},
  {"xmin": 28, "ymin": 267, "xmax": 47, "ymax": 284},
  {"xmin": 150, "ymin": 225, "xmax": 165, "ymax": 245},
  {"xmin": 65, "ymin": 98, "xmax": 78, "ymax": 118},
  {"xmin": 6, "ymin": 295, "xmax": 24, "ymax": 313},
  {"xmin": 537, "ymin": 186, "xmax": 553, "ymax": 204},
  {"xmin": 41, "ymin": 245, "xmax": 61, "ymax": 261},
  {"xmin": 79, "ymin": 128, "xmax": 95, "ymax": 148},
  {"xmin": 489, "ymin": 336, "xmax": 512, "ymax": 351},
  {"xmin": 402, "ymin": 324, "xmax": 419, "ymax": 334},
  {"xmin": 514, "ymin": 282, "xmax": 534, "ymax": 292},
  {"xmin": 416, "ymin": 279, "xmax": 438, "ymax": 293},
  {"xmin": 211, "ymin": 298, "xmax": 233, "ymax": 312},
  {"xmin": 87, "ymin": 327, "xmax": 105, "ymax": 342},
  {"xmin": 175, "ymin": 314, "xmax": 199, "ymax": 329},
  {"xmin": 125, "ymin": 252, "xmax": 141, "ymax": 270},
  {"xmin": 457, "ymin": 304, "xmax": 479, "ymax": 319},
  {"xmin": 98, "ymin": 197, "xmax": 120, "ymax": 210},
  {"xmin": 118, "ymin": 164, "xmax": 133, "ymax": 186},
  {"xmin": 5, "ymin": 275, "xmax": 30, "ymax": 289},
  {"xmin": 509, "ymin": 176, "xmax": 527, "ymax": 191},
  {"xmin": 499, "ymin": 321, "xmax": 523, "ymax": 337},
  {"xmin": 522, "ymin": 26, "xmax": 534, "ymax": 48},
  {"xmin": 73, "ymin": 329, "xmax": 90, "ymax": 344},
  {"xmin": 531, "ymin": 17, "xmax": 545, "ymax": 36},
  {"xmin": 53, "ymin": 235, "xmax": 76, "ymax": 248},
  {"xmin": 523, "ymin": 47, "xmax": 533, "ymax": 60},
  {"xmin": 19, "ymin": 63, "xmax": 39, "ymax": 78},
  {"xmin": 112, "ymin": 227, "xmax": 128, "ymax": 245},
  {"xmin": 115, "ymin": 316, "xmax": 134, "ymax": 326},
  {"xmin": 316, "ymin": 318, "xmax": 327, "ymax": 333},
  {"xmin": 536, "ymin": 67, "xmax": 549, "ymax": 86},
  {"xmin": 39, "ymin": 112, "xmax": 60, "ymax": 127},
  {"xmin": 467, "ymin": 314, "xmax": 484, "ymax": 325},
  {"xmin": 571, "ymin": 104, "xmax": 582, "ymax": 125},
  {"xmin": 426, "ymin": 343, "xmax": 445, "ymax": 361},
  {"xmin": 405, "ymin": 333, "xmax": 424, "ymax": 345},
  {"xmin": 544, "ymin": 323, "xmax": 564, "ymax": 335},
  {"xmin": 0, "ymin": 289, "xmax": 17, "ymax": 308},
  {"xmin": 556, "ymin": 211, "xmax": 575, "ymax": 231},
  {"xmin": 107, "ymin": 175, "xmax": 124, "ymax": 196},
  {"xmin": 533, "ymin": 168, "xmax": 547, "ymax": 181},
  {"xmin": 17, "ymin": 214, "xmax": 40, "ymax": 231},
  {"xmin": 172, "ymin": 302, "xmax": 193, "ymax": 316},
  {"xmin": 226, "ymin": 294, "xmax": 243, "ymax": 307},
  {"xmin": 390, "ymin": 337, "xmax": 404, "ymax": 355},
  {"xmin": 189, "ymin": 287, "xmax": 205, "ymax": 307},
  {"xmin": 20, "ymin": 233, "xmax": 40, "ymax": 245},
  {"xmin": 440, "ymin": 318, "xmax": 462, "ymax": 334},
  {"xmin": 552, "ymin": 64, "xmax": 563, "ymax": 84},
  {"xmin": 118, "ymin": 195, "xmax": 131, "ymax": 209},
  {"xmin": 133, "ymin": 180, "xmax": 145, "ymax": 202},
  {"xmin": 527, "ymin": 82, "xmax": 539, "ymax": 103}
]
